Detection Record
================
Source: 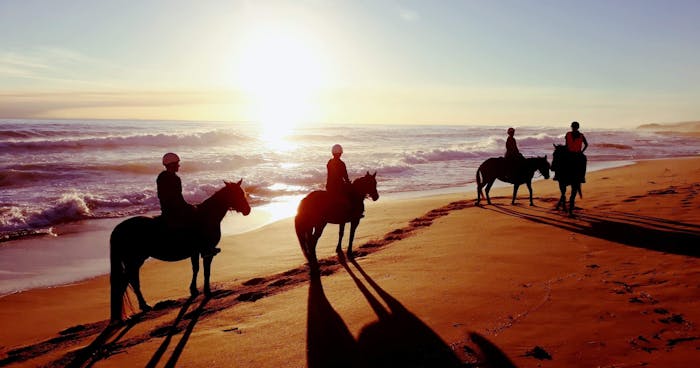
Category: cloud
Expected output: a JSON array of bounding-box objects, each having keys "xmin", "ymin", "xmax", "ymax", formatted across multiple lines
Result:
[{"xmin": 0, "ymin": 46, "xmax": 137, "ymax": 89}]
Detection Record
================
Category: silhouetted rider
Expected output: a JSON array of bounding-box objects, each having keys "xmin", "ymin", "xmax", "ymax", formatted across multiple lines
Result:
[
  {"xmin": 504, "ymin": 127, "xmax": 525, "ymax": 181},
  {"xmin": 505, "ymin": 127, "xmax": 525, "ymax": 159},
  {"xmin": 326, "ymin": 144, "xmax": 351, "ymax": 194},
  {"xmin": 157, "ymin": 152, "xmax": 219, "ymax": 257},
  {"xmin": 565, "ymin": 121, "xmax": 588, "ymax": 183},
  {"xmin": 326, "ymin": 144, "xmax": 363, "ymax": 217}
]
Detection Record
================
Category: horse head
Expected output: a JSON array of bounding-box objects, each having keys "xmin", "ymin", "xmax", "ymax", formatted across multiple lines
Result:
[
  {"xmin": 353, "ymin": 171, "xmax": 379, "ymax": 201},
  {"xmin": 223, "ymin": 179, "xmax": 251, "ymax": 216},
  {"xmin": 551, "ymin": 144, "xmax": 567, "ymax": 172}
]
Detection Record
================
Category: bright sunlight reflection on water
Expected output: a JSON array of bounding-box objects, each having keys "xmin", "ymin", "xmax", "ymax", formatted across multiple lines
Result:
[{"xmin": 221, "ymin": 194, "xmax": 303, "ymax": 235}]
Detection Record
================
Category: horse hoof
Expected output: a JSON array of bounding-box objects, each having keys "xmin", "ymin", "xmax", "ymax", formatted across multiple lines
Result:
[
  {"xmin": 204, "ymin": 289, "xmax": 212, "ymax": 297},
  {"xmin": 140, "ymin": 304, "xmax": 152, "ymax": 312},
  {"xmin": 190, "ymin": 289, "xmax": 200, "ymax": 297}
]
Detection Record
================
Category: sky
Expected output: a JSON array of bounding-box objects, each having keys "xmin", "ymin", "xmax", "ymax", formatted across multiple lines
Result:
[{"xmin": 1, "ymin": 0, "xmax": 699, "ymax": 128}]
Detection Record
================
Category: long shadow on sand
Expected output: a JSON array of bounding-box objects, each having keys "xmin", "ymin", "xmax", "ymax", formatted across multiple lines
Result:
[
  {"xmin": 307, "ymin": 270, "xmax": 358, "ymax": 368},
  {"xmin": 485, "ymin": 205, "xmax": 700, "ymax": 257},
  {"xmin": 306, "ymin": 253, "xmax": 517, "ymax": 367}
]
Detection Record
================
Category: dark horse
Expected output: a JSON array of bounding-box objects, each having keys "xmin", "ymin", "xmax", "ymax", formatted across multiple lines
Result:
[
  {"xmin": 552, "ymin": 144, "xmax": 584, "ymax": 216},
  {"xmin": 295, "ymin": 172, "xmax": 379, "ymax": 272},
  {"xmin": 476, "ymin": 156, "xmax": 550, "ymax": 206},
  {"xmin": 109, "ymin": 180, "xmax": 250, "ymax": 321}
]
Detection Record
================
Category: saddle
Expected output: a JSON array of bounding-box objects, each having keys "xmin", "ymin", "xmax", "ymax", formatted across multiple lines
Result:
[
  {"xmin": 326, "ymin": 190, "xmax": 364, "ymax": 219},
  {"xmin": 502, "ymin": 156, "xmax": 526, "ymax": 180},
  {"xmin": 153, "ymin": 215, "xmax": 201, "ymax": 244}
]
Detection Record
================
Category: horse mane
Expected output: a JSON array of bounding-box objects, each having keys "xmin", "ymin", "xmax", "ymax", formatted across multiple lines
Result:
[
  {"xmin": 200, "ymin": 185, "xmax": 227, "ymax": 207},
  {"xmin": 352, "ymin": 175, "xmax": 367, "ymax": 185}
]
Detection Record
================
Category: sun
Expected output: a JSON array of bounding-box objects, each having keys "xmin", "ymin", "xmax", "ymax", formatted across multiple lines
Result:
[{"xmin": 235, "ymin": 23, "xmax": 327, "ymax": 151}]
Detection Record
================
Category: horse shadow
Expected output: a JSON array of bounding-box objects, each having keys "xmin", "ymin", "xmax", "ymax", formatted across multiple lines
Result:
[
  {"xmin": 53, "ymin": 296, "xmax": 208, "ymax": 368},
  {"xmin": 306, "ymin": 253, "xmax": 517, "ymax": 367},
  {"xmin": 486, "ymin": 205, "xmax": 700, "ymax": 257},
  {"xmin": 145, "ymin": 295, "xmax": 207, "ymax": 368}
]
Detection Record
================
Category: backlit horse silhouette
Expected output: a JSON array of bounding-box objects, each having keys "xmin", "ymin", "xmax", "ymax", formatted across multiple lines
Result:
[
  {"xmin": 295, "ymin": 172, "xmax": 379, "ymax": 273},
  {"xmin": 109, "ymin": 180, "xmax": 250, "ymax": 321},
  {"xmin": 552, "ymin": 144, "xmax": 585, "ymax": 216},
  {"xmin": 476, "ymin": 156, "xmax": 550, "ymax": 206}
]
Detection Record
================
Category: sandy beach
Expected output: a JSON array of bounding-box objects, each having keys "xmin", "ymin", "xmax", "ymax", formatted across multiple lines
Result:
[{"xmin": 1, "ymin": 156, "xmax": 699, "ymax": 367}]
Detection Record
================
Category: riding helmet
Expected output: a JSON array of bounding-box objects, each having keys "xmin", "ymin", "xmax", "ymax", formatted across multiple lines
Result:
[{"xmin": 162, "ymin": 152, "xmax": 180, "ymax": 166}]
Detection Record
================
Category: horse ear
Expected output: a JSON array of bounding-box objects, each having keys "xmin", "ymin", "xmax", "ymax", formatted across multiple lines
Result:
[
  {"xmin": 237, "ymin": 178, "xmax": 243, "ymax": 186},
  {"xmin": 372, "ymin": 171, "xmax": 377, "ymax": 177},
  {"xmin": 223, "ymin": 180, "xmax": 230, "ymax": 185},
  {"xmin": 553, "ymin": 143, "xmax": 556, "ymax": 148},
  {"xmin": 366, "ymin": 171, "xmax": 370, "ymax": 176}
]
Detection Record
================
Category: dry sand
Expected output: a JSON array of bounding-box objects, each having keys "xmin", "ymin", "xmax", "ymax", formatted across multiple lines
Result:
[{"xmin": 1, "ymin": 156, "xmax": 699, "ymax": 367}]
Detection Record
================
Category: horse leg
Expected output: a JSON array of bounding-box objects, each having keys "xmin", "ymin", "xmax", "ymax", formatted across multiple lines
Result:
[
  {"xmin": 203, "ymin": 255, "xmax": 213, "ymax": 296},
  {"xmin": 511, "ymin": 184, "xmax": 520, "ymax": 205},
  {"xmin": 476, "ymin": 184, "xmax": 481, "ymax": 205},
  {"xmin": 127, "ymin": 264, "xmax": 151, "ymax": 312},
  {"xmin": 556, "ymin": 182, "xmax": 566, "ymax": 211},
  {"xmin": 190, "ymin": 254, "xmax": 200, "ymax": 297},
  {"xmin": 526, "ymin": 181, "xmax": 534, "ymax": 206},
  {"xmin": 485, "ymin": 180, "xmax": 495, "ymax": 205},
  {"xmin": 347, "ymin": 219, "xmax": 360, "ymax": 258},
  {"xmin": 569, "ymin": 183, "xmax": 578, "ymax": 216},
  {"xmin": 336, "ymin": 222, "xmax": 345, "ymax": 253}
]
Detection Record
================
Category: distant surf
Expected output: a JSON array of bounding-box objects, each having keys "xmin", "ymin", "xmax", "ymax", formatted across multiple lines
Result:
[{"xmin": 2, "ymin": 119, "xmax": 699, "ymax": 242}]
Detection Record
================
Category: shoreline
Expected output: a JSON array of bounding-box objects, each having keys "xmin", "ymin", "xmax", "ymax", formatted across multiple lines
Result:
[{"xmin": 0, "ymin": 158, "xmax": 641, "ymax": 297}]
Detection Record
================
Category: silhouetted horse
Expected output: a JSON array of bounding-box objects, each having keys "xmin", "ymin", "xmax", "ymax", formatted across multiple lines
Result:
[
  {"xmin": 476, "ymin": 156, "xmax": 550, "ymax": 206},
  {"xmin": 552, "ymin": 144, "xmax": 585, "ymax": 216},
  {"xmin": 109, "ymin": 180, "xmax": 250, "ymax": 321},
  {"xmin": 295, "ymin": 172, "xmax": 379, "ymax": 272}
]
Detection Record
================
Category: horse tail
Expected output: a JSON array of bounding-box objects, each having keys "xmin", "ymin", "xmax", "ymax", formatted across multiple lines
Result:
[
  {"xmin": 109, "ymin": 224, "xmax": 130, "ymax": 321},
  {"xmin": 294, "ymin": 214, "xmax": 309, "ymax": 259},
  {"xmin": 475, "ymin": 167, "xmax": 483, "ymax": 195}
]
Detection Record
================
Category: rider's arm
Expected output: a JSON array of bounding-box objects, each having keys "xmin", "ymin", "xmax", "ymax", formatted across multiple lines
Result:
[
  {"xmin": 341, "ymin": 161, "xmax": 351, "ymax": 184},
  {"xmin": 582, "ymin": 135, "xmax": 588, "ymax": 153}
]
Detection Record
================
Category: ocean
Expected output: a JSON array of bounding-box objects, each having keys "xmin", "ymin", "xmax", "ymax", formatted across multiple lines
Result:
[{"xmin": 1, "ymin": 119, "xmax": 698, "ymax": 295}]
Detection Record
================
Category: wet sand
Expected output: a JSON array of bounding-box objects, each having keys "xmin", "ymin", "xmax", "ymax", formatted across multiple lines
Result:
[{"xmin": 1, "ymin": 156, "xmax": 699, "ymax": 367}]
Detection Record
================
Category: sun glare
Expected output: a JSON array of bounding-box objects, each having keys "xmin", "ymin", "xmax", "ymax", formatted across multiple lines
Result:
[{"xmin": 236, "ymin": 23, "xmax": 326, "ymax": 151}]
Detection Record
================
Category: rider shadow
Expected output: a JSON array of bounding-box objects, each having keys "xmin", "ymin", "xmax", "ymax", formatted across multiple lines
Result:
[
  {"xmin": 307, "ymin": 270, "xmax": 358, "ymax": 368},
  {"xmin": 340, "ymin": 256, "xmax": 462, "ymax": 367},
  {"xmin": 487, "ymin": 205, "xmax": 700, "ymax": 257},
  {"xmin": 324, "ymin": 255, "xmax": 516, "ymax": 367}
]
